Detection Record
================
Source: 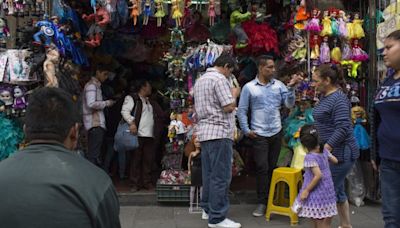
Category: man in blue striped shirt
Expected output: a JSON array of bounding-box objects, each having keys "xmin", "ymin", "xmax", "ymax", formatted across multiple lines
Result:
[{"xmin": 237, "ymin": 55, "xmax": 302, "ymax": 217}]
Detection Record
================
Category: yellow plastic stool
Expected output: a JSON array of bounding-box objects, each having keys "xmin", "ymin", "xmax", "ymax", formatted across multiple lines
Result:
[{"xmin": 265, "ymin": 167, "xmax": 303, "ymax": 226}]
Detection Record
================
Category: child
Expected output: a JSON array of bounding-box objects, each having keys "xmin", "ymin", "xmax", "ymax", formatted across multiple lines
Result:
[{"xmin": 292, "ymin": 125, "xmax": 338, "ymax": 228}]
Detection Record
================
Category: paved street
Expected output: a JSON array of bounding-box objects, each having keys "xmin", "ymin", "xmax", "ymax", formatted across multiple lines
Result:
[{"xmin": 120, "ymin": 202, "xmax": 383, "ymax": 228}]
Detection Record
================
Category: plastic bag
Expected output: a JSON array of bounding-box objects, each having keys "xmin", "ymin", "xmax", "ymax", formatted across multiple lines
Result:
[{"xmin": 346, "ymin": 161, "xmax": 366, "ymax": 207}]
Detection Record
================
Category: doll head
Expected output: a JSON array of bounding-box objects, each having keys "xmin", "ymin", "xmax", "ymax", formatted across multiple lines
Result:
[
  {"xmin": 0, "ymin": 87, "xmax": 12, "ymax": 105},
  {"xmin": 310, "ymin": 34, "xmax": 321, "ymax": 47},
  {"xmin": 323, "ymin": 10, "xmax": 329, "ymax": 17},
  {"xmin": 351, "ymin": 106, "xmax": 366, "ymax": 122},
  {"xmin": 323, "ymin": 36, "xmax": 329, "ymax": 42},
  {"xmin": 339, "ymin": 10, "xmax": 346, "ymax": 19},
  {"xmin": 312, "ymin": 8, "xmax": 319, "ymax": 17},
  {"xmin": 353, "ymin": 39, "xmax": 359, "ymax": 46},
  {"xmin": 193, "ymin": 134, "xmax": 200, "ymax": 149},
  {"xmin": 13, "ymin": 86, "xmax": 25, "ymax": 99},
  {"xmin": 299, "ymin": 100, "xmax": 311, "ymax": 112},
  {"xmin": 170, "ymin": 112, "xmax": 177, "ymax": 121},
  {"xmin": 354, "ymin": 12, "xmax": 360, "ymax": 20}
]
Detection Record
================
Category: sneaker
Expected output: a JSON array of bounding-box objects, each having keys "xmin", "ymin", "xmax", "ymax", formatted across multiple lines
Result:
[
  {"xmin": 202, "ymin": 210, "xmax": 209, "ymax": 220},
  {"xmin": 209, "ymin": 218, "xmax": 241, "ymax": 228},
  {"xmin": 252, "ymin": 204, "xmax": 266, "ymax": 217}
]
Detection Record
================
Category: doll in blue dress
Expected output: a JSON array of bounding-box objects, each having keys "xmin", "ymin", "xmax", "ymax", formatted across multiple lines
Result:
[{"xmin": 351, "ymin": 106, "xmax": 370, "ymax": 150}]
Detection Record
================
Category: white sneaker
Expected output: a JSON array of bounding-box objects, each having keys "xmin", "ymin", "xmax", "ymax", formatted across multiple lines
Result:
[
  {"xmin": 202, "ymin": 210, "xmax": 209, "ymax": 220},
  {"xmin": 208, "ymin": 218, "xmax": 241, "ymax": 228}
]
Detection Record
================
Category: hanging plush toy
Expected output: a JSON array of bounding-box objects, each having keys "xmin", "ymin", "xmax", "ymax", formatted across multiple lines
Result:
[
  {"xmin": 338, "ymin": 10, "xmax": 348, "ymax": 38},
  {"xmin": 320, "ymin": 10, "xmax": 332, "ymax": 37},
  {"xmin": 351, "ymin": 12, "xmax": 365, "ymax": 39},
  {"xmin": 171, "ymin": 0, "xmax": 183, "ymax": 27},
  {"xmin": 351, "ymin": 106, "xmax": 370, "ymax": 150},
  {"xmin": 154, "ymin": 0, "xmax": 165, "ymax": 27},
  {"xmin": 129, "ymin": 0, "xmax": 140, "ymax": 26},
  {"xmin": 230, "ymin": 6, "xmax": 251, "ymax": 49},
  {"xmin": 305, "ymin": 8, "xmax": 321, "ymax": 32},
  {"xmin": 319, "ymin": 36, "xmax": 330, "ymax": 63},
  {"xmin": 208, "ymin": 0, "xmax": 216, "ymax": 27},
  {"xmin": 82, "ymin": 2, "xmax": 110, "ymax": 47},
  {"xmin": 142, "ymin": 0, "xmax": 152, "ymax": 25},
  {"xmin": 351, "ymin": 39, "xmax": 368, "ymax": 62}
]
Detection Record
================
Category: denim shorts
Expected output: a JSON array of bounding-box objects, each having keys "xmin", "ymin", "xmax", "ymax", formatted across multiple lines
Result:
[{"xmin": 329, "ymin": 146, "xmax": 355, "ymax": 203}]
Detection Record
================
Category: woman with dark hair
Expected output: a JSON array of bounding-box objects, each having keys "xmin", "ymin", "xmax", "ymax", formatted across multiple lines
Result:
[
  {"xmin": 371, "ymin": 30, "xmax": 400, "ymax": 228},
  {"xmin": 311, "ymin": 64, "xmax": 359, "ymax": 228},
  {"xmin": 121, "ymin": 79, "xmax": 166, "ymax": 192}
]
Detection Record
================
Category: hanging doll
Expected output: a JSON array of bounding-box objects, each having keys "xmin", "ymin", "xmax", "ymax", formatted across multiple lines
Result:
[
  {"xmin": 0, "ymin": 18, "xmax": 10, "ymax": 48},
  {"xmin": 43, "ymin": 46, "xmax": 60, "ymax": 88},
  {"xmin": 182, "ymin": 0, "xmax": 191, "ymax": 27},
  {"xmin": 171, "ymin": 0, "xmax": 183, "ymax": 27},
  {"xmin": 351, "ymin": 12, "xmax": 365, "ymax": 39},
  {"xmin": 14, "ymin": 0, "xmax": 24, "ymax": 16},
  {"xmin": 305, "ymin": 8, "xmax": 321, "ymax": 32},
  {"xmin": 341, "ymin": 39, "xmax": 352, "ymax": 60},
  {"xmin": 208, "ymin": 0, "xmax": 216, "ymax": 27},
  {"xmin": 351, "ymin": 106, "xmax": 370, "ymax": 150},
  {"xmin": 338, "ymin": 10, "xmax": 348, "ymax": 38},
  {"xmin": 170, "ymin": 27, "xmax": 184, "ymax": 55},
  {"xmin": 351, "ymin": 39, "xmax": 369, "ymax": 62},
  {"xmin": 142, "ymin": 0, "xmax": 152, "ymax": 25},
  {"xmin": 230, "ymin": 6, "xmax": 252, "ymax": 49},
  {"xmin": 319, "ymin": 36, "xmax": 330, "ymax": 64},
  {"xmin": 154, "ymin": 0, "xmax": 165, "ymax": 27},
  {"xmin": 330, "ymin": 8, "xmax": 339, "ymax": 36},
  {"xmin": 129, "ymin": 0, "xmax": 140, "ymax": 26},
  {"xmin": 284, "ymin": 100, "xmax": 314, "ymax": 148},
  {"xmin": 176, "ymin": 113, "xmax": 186, "ymax": 145},
  {"xmin": 82, "ymin": 3, "xmax": 111, "ymax": 47},
  {"xmin": 12, "ymin": 86, "xmax": 26, "ymax": 117},
  {"xmin": 6, "ymin": 0, "xmax": 14, "ymax": 15},
  {"xmin": 320, "ymin": 10, "xmax": 332, "ymax": 37},
  {"xmin": 292, "ymin": 37, "xmax": 307, "ymax": 63},
  {"xmin": 331, "ymin": 37, "xmax": 342, "ymax": 64},
  {"xmin": 294, "ymin": 0, "xmax": 309, "ymax": 30},
  {"xmin": 188, "ymin": 134, "xmax": 202, "ymax": 187},
  {"xmin": 310, "ymin": 34, "xmax": 320, "ymax": 61}
]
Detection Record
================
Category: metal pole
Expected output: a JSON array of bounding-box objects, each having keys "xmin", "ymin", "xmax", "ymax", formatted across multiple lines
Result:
[{"xmin": 368, "ymin": 0, "xmax": 377, "ymax": 108}]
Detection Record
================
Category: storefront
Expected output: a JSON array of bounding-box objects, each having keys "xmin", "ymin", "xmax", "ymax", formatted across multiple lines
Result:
[{"xmin": 0, "ymin": 0, "xmax": 386, "ymax": 206}]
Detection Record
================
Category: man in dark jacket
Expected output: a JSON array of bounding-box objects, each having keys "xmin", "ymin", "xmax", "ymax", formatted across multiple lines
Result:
[{"xmin": 0, "ymin": 88, "xmax": 121, "ymax": 228}]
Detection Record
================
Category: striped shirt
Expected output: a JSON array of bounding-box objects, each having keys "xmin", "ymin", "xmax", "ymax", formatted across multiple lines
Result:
[
  {"xmin": 193, "ymin": 68, "xmax": 235, "ymax": 142},
  {"xmin": 82, "ymin": 77, "xmax": 108, "ymax": 131},
  {"xmin": 313, "ymin": 90, "xmax": 359, "ymax": 162}
]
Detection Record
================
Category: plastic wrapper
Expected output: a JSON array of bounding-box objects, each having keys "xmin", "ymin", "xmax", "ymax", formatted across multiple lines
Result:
[{"xmin": 346, "ymin": 161, "xmax": 366, "ymax": 207}]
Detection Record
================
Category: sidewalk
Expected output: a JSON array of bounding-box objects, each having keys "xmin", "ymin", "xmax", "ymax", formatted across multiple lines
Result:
[{"xmin": 119, "ymin": 201, "xmax": 383, "ymax": 228}]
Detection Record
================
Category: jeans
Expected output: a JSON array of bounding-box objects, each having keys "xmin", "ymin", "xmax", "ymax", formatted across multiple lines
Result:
[
  {"xmin": 200, "ymin": 139, "xmax": 233, "ymax": 224},
  {"xmin": 87, "ymin": 127, "xmax": 105, "ymax": 166},
  {"xmin": 129, "ymin": 137, "xmax": 155, "ymax": 187},
  {"xmin": 330, "ymin": 145, "xmax": 355, "ymax": 203},
  {"xmin": 103, "ymin": 137, "xmax": 127, "ymax": 179},
  {"xmin": 252, "ymin": 132, "xmax": 282, "ymax": 205},
  {"xmin": 381, "ymin": 159, "xmax": 400, "ymax": 228}
]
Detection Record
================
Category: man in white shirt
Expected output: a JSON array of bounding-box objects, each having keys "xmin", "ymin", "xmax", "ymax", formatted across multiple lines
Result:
[
  {"xmin": 82, "ymin": 66, "xmax": 115, "ymax": 166},
  {"xmin": 121, "ymin": 80, "xmax": 164, "ymax": 191}
]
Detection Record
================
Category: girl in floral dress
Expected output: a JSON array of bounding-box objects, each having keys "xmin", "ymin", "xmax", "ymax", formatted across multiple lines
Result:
[{"xmin": 292, "ymin": 125, "xmax": 338, "ymax": 228}]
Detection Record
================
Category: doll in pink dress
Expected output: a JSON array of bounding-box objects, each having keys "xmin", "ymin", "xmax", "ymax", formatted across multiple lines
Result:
[
  {"xmin": 319, "ymin": 36, "xmax": 330, "ymax": 64},
  {"xmin": 208, "ymin": 0, "xmax": 216, "ymax": 27},
  {"xmin": 351, "ymin": 39, "xmax": 368, "ymax": 62},
  {"xmin": 305, "ymin": 8, "xmax": 321, "ymax": 32}
]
